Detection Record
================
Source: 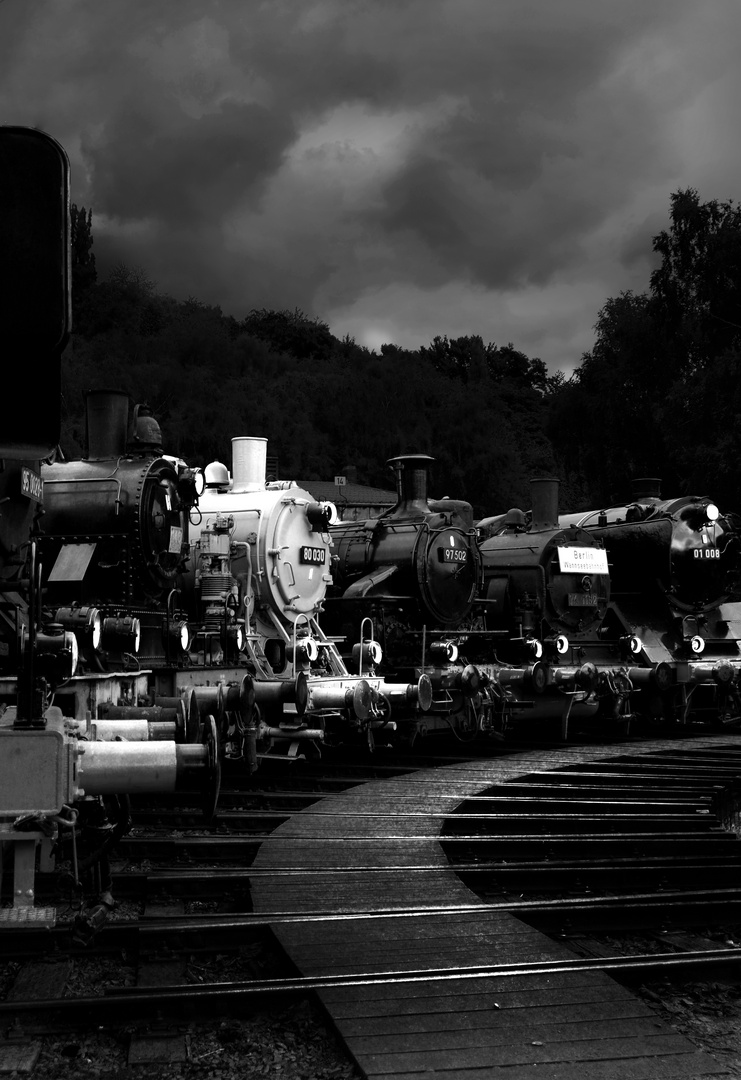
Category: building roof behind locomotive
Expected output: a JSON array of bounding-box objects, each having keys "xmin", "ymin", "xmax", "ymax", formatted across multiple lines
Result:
[{"xmin": 300, "ymin": 480, "xmax": 396, "ymax": 522}]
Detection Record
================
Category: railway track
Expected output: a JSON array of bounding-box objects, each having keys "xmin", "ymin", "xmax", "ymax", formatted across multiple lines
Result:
[{"xmin": 4, "ymin": 734, "xmax": 741, "ymax": 1076}]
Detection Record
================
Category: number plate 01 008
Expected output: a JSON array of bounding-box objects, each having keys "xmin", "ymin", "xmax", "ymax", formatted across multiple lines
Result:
[
  {"xmin": 300, "ymin": 546, "xmax": 326, "ymax": 565},
  {"xmin": 568, "ymin": 592, "xmax": 599, "ymax": 607}
]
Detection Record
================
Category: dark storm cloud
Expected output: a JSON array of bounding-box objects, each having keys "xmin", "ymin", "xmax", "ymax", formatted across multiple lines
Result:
[
  {"xmin": 83, "ymin": 99, "xmax": 295, "ymax": 225},
  {"xmin": 2, "ymin": 0, "xmax": 740, "ymax": 367}
]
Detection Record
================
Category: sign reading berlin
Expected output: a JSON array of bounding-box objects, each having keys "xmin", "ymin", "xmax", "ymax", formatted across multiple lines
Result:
[{"xmin": 557, "ymin": 546, "xmax": 609, "ymax": 574}]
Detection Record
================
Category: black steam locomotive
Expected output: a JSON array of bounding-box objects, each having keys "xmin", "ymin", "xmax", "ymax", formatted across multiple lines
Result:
[
  {"xmin": 39, "ymin": 389, "xmax": 198, "ymax": 669},
  {"xmin": 561, "ymin": 479, "xmax": 741, "ymax": 727},
  {"xmin": 324, "ymin": 454, "xmax": 486, "ymax": 743},
  {"xmin": 476, "ymin": 478, "xmax": 633, "ymax": 736}
]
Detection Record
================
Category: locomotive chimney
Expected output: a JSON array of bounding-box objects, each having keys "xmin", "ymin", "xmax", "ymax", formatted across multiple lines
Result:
[
  {"xmin": 530, "ymin": 477, "xmax": 560, "ymax": 533},
  {"xmin": 632, "ymin": 477, "xmax": 662, "ymax": 501},
  {"xmin": 85, "ymin": 389, "xmax": 130, "ymax": 460},
  {"xmin": 231, "ymin": 437, "xmax": 268, "ymax": 492},
  {"xmin": 386, "ymin": 454, "xmax": 434, "ymax": 519}
]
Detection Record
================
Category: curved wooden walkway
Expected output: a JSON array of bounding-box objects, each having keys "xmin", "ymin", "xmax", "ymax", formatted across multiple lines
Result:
[{"xmin": 251, "ymin": 738, "xmax": 736, "ymax": 1079}]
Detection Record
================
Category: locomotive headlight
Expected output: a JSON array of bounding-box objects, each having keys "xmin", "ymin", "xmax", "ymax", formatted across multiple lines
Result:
[
  {"xmin": 296, "ymin": 638, "xmax": 320, "ymax": 664},
  {"xmin": 555, "ymin": 634, "xmax": 569, "ymax": 655},
  {"xmin": 690, "ymin": 635, "xmax": 706, "ymax": 654},
  {"xmin": 429, "ymin": 641, "xmax": 459, "ymax": 663},
  {"xmin": 306, "ymin": 501, "xmax": 335, "ymax": 531},
  {"xmin": 102, "ymin": 616, "xmax": 141, "ymax": 654},
  {"xmin": 352, "ymin": 639, "xmax": 383, "ymax": 671},
  {"xmin": 55, "ymin": 606, "xmax": 102, "ymax": 650},
  {"xmin": 68, "ymin": 631, "xmax": 79, "ymax": 677},
  {"xmin": 165, "ymin": 620, "xmax": 191, "ymax": 652},
  {"xmin": 706, "ymin": 503, "xmax": 720, "ymax": 522},
  {"xmin": 320, "ymin": 501, "xmax": 337, "ymax": 525},
  {"xmin": 628, "ymin": 635, "xmax": 642, "ymax": 656},
  {"xmin": 367, "ymin": 640, "xmax": 383, "ymax": 665},
  {"xmin": 526, "ymin": 637, "xmax": 543, "ymax": 659},
  {"xmin": 177, "ymin": 467, "xmax": 206, "ymax": 506},
  {"xmin": 23, "ymin": 624, "xmax": 78, "ymax": 683},
  {"xmin": 223, "ymin": 624, "xmax": 244, "ymax": 654}
]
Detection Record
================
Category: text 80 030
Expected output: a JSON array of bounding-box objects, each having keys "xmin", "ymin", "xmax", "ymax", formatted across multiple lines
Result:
[{"xmin": 300, "ymin": 546, "xmax": 326, "ymax": 565}]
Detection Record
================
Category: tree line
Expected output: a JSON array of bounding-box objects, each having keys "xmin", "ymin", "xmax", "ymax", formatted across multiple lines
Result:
[{"xmin": 62, "ymin": 188, "xmax": 741, "ymax": 517}]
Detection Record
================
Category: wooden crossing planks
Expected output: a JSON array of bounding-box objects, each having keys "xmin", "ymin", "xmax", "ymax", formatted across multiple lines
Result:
[{"xmin": 251, "ymin": 740, "xmax": 737, "ymax": 1078}]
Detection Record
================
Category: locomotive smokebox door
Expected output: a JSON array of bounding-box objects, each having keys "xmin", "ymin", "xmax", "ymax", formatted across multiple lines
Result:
[
  {"xmin": 423, "ymin": 530, "xmax": 479, "ymax": 625},
  {"xmin": 0, "ymin": 127, "xmax": 69, "ymax": 457}
]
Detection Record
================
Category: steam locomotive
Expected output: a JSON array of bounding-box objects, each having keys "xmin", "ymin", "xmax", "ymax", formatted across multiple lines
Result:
[
  {"xmin": 323, "ymin": 455, "xmax": 488, "ymax": 744},
  {"xmin": 560, "ymin": 479, "xmax": 741, "ymax": 727},
  {"xmin": 476, "ymin": 478, "xmax": 633, "ymax": 737},
  {"xmin": 187, "ymin": 437, "xmax": 428, "ymax": 756},
  {"xmin": 0, "ymin": 128, "xmax": 218, "ymax": 936}
]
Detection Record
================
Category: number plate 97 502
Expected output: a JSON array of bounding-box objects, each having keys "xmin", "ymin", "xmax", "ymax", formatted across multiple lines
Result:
[{"xmin": 439, "ymin": 548, "xmax": 467, "ymax": 563}]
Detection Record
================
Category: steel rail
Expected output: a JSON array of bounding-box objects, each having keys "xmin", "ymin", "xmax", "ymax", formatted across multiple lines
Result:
[
  {"xmin": 126, "ymin": 885, "xmax": 741, "ymax": 926},
  {"xmin": 130, "ymin": 810, "xmax": 717, "ymax": 826},
  {"xmin": 4, "ymin": 949, "xmax": 741, "ymax": 1019},
  {"xmin": 118, "ymin": 829, "xmax": 737, "ymax": 844},
  {"xmin": 100, "ymin": 852, "xmax": 741, "ymax": 880},
  {"xmin": 10, "ymin": 885, "xmax": 741, "ymax": 956},
  {"xmin": 134, "ymin": 797, "xmax": 716, "ymax": 813}
]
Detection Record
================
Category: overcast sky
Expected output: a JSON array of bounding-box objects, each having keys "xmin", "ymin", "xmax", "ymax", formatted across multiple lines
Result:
[{"xmin": 2, "ymin": 0, "xmax": 740, "ymax": 372}]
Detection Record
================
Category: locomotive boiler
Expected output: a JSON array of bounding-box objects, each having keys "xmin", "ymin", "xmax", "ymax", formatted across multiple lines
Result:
[
  {"xmin": 323, "ymin": 455, "xmax": 487, "ymax": 744},
  {"xmin": 560, "ymin": 479, "xmax": 741, "ymax": 727},
  {"xmin": 476, "ymin": 478, "xmax": 633, "ymax": 736},
  {"xmin": 0, "ymin": 128, "xmax": 219, "ymax": 937}
]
